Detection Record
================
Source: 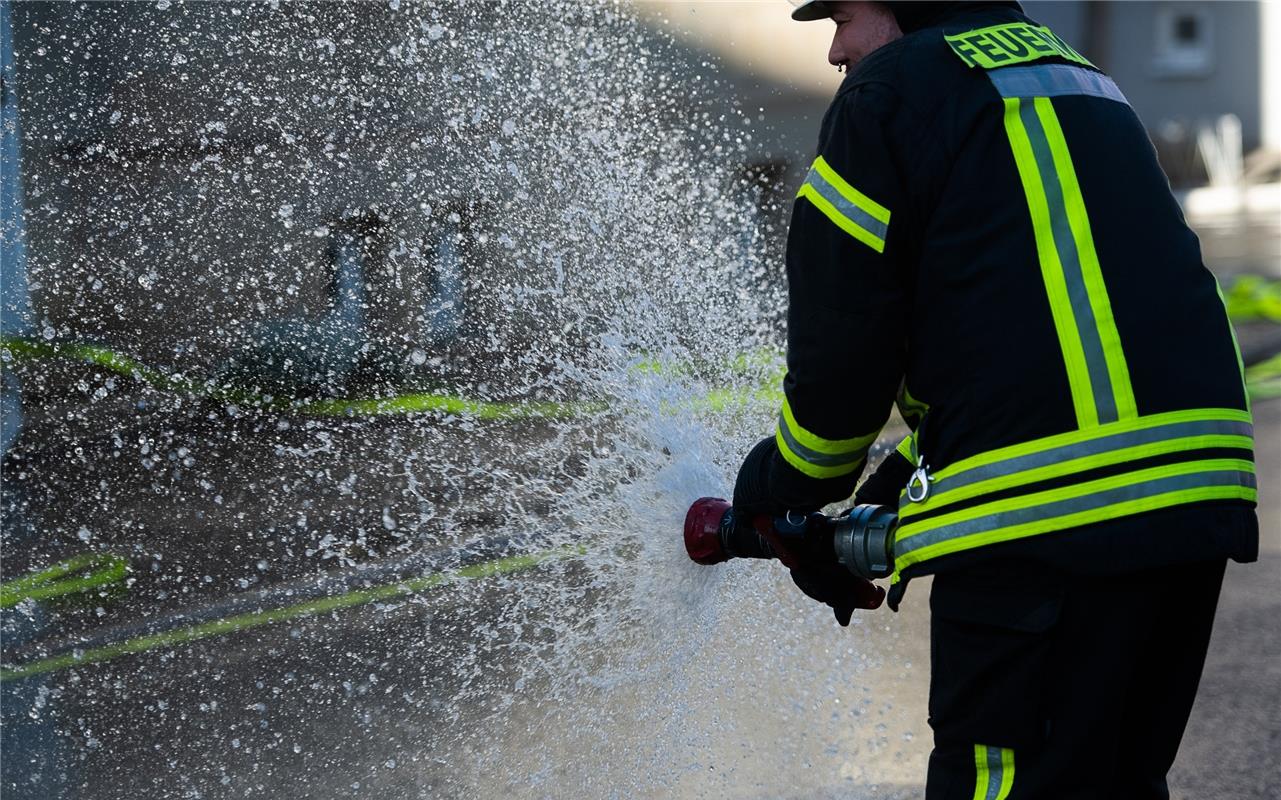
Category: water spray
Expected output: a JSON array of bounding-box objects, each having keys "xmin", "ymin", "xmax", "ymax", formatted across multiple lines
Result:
[{"xmin": 682, "ymin": 497, "xmax": 896, "ymax": 581}]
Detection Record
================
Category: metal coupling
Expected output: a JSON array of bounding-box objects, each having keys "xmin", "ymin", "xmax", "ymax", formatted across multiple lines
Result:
[{"xmin": 833, "ymin": 504, "xmax": 897, "ymax": 580}]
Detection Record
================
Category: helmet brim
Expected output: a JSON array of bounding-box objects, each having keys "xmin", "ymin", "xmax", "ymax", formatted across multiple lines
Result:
[{"xmin": 791, "ymin": 1, "xmax": 834, "ymax": 22}]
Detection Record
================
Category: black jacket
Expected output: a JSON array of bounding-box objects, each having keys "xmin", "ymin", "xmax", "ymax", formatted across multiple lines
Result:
[{"xmin": 766, "ymin": 3, "xmax": 1258, "ymax": 583}]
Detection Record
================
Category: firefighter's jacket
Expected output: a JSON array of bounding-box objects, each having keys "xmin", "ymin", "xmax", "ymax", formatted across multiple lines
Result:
[{"xmin": 769, "ymin": 4, "xmax": 1258, "ymax": 583}]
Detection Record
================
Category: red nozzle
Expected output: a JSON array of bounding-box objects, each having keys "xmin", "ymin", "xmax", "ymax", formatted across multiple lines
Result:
[{"xmin": 685, "ymin": 497, "xmax": 732, "ymax": 565}]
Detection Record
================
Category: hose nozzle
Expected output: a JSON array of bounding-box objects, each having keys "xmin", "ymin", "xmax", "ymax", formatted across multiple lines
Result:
[
  {"xmin": 683, "ymin": 497, "xmax": 734, "ymax": 565},
  {"xmin": 682, "ymin": 497, "xmax": 896, "ymax": 580}
]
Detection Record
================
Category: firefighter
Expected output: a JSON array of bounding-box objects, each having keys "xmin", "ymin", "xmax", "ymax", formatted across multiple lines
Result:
[{"xmin": 731, "ymin": 2, "xmax": 1259, "ymax": 797}]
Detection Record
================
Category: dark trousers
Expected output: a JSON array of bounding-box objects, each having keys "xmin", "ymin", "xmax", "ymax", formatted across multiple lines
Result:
[{"xmin": 924, "ymin": 558, "xmax": 1226, "ymax": 800}]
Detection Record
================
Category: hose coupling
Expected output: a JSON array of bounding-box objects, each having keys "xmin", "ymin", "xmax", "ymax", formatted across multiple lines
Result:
[{"xmin": 833, "ymin": 504, "xmax": 896, "ymax": 580}]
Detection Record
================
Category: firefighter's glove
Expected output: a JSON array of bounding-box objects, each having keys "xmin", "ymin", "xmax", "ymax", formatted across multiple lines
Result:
[
  {"xmin": 790, "ymin": 563, "xmax": 886, "ymax": 627},
  {"xmin": 733, "ymin": 436, "xmax": 783, "ymax": 519},
  {"xmin": 852, "ymin": 450, "xmax": 916, "ymax": 508}
]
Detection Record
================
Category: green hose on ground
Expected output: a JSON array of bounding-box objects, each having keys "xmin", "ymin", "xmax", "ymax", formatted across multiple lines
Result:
[
  {"xmin": 0, "ymin": 552, "xmax": 129, "ymax": 609},
  {"xmin": 0, "ymin": 545, "xmax": 584, "ymax": 682}
]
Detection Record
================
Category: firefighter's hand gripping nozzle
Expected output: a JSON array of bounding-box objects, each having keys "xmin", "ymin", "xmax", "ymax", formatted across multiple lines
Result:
[{"xmin": 682, "ymin": 497, "xmax": 896, "ymax": 581}]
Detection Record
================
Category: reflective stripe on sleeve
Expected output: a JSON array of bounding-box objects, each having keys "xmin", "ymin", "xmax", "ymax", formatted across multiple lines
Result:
[
  {"xmin": 775, "ymin": 396, "xmax": 878, "ymax": 479},
  {"xmin": 796, "ymin": 155, "xmax": 891, "ymax": 253},
  {"xmin": 1002, "ymin": 94, "xmax": 1136, "ymax": 427},
  {"xmin": 989, "ymin": 64, "xmax": 1129, "ymax": 104},
  {"xmin": 972, "ymin": 745, "xmax": 1015, "ymax": 800}
]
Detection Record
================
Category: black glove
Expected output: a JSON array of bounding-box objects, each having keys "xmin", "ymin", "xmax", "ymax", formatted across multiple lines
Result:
[
  {"xmin": 851, "ymin": 449, "xmax": 915, "ymax": 507},
  {"xmin": 790, "ymin": 563, "xmax": 886, "ymax": 626},
  {"xmin": 733, "ymin": 436, "xmax": 782, "ymax": 519}
]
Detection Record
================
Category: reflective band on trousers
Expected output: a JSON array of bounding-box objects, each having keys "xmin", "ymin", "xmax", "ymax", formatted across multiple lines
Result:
[
  {"xmin": 774, "ymin": 396, "xmax": 878, "ymax": 480},
  {"xmin": 989, "ymin": 63, "xmax": 1129, "ymax": 105},
  {"xmin": 796, "ymin": 155, "xmax": 891, "ymax": 253},
  {"xmin": 898, "ymin": 409, "xmax": 1254, "ymax": 520},
  {"xmin": 973, "ymin": 745, "xmax": 1015, "ymax": 800},
  {"xmin": 1001, "ymin": 92, "xmax": 1136, "ymax": 428}
]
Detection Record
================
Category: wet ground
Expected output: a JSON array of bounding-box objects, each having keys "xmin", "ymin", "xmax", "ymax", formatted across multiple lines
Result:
[{"xmin": 2, "ymin": 386, "xmax": 1277, "ymax": 798}]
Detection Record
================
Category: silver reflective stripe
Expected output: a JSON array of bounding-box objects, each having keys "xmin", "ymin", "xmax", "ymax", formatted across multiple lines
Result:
[
  {"xmin": 803, "ymin": 166, "xmax": 890, "ymax": 243},
  {"xmin": 984, "ymin": 746, "xmax": 1005, "ymax": 800},
  {"xmin": 989, "ymin": 64, "xmax": 1129, "ymax": 104},
  {"xmin": 776, "ymin": 412, "xmax": 866, "ymax": 469},
  {"xmin": 1018, "ymin": 99, "xmax": 1119, "ymax": 423},
  {"xmin": 897, "ymin": 467, "xmax": 1256, "ymax": 556},
  {"xmin": 912, "ymin": 418, "xmax": 1253, "ymax": 505}
]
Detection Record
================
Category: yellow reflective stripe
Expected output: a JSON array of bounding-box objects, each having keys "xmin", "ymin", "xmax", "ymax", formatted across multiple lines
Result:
[
  {"xmin": 896, "ymin": 433, "xmax": 916, "ymax": 463},
  {"xmin": 897, "ymin": 482, "xmax": 1255, "ymax": 573},
  {"xmin": 775, "ymin": 429, "xmax": 866, "ymax": 479},
  {"xmin": 1035, "ymin": 97, "xmax": 1137, "ymax": 420},
  {"xmin": 1002, "ymin": 94, "xmax": 1138, "ymax": 426},
  {"xmin": 796, "ymin": 155, "xmax": 892, "ymax": 253},
  {"xmin": 811, "ymin": 155, "xmax": 891, "ymax": 223},
  {"xmin": 893, "ymin": 460, "xmax": 1256, "ymax": 573},
  {"xmin": 971, "ymin": 745, "xmax": 990, "ymax": 800},
  {"xmin": 775, "ymin": 396, "xmax": 879, "ymax": 480},
  {"xmin": 797, "ymin": 184, "xmax": 887, "ymax": 253},
  {"xmin": 997, "ymin": 747, "xmax": 1015, "ymax": 800},
  {"xmin": 899, "ymin": 458, "xmax": 1254, "ymax": 541},
  {"xmin": 897, "ymin": 432, "xmax": 1253, "ymax": 521},
  {"xmin": 781, "ymin": 396, "xmax": 876, "ymax": 455},
  {"xmin": 930, "ymin": 408, "xmax": 1251, "ymax": 483},
  {"xmin": 1003, "ymin": 96, "xmax": 1097, "ymax": 428},
  {"xmin": 972, "ymin": 745, "xmax": 1014, "ymax": 800}
]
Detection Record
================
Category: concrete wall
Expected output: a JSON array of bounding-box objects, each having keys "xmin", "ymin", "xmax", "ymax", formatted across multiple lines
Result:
[{"xmin": 1263, "ymin": 0, "xmax": 1281, "ymax": 150}]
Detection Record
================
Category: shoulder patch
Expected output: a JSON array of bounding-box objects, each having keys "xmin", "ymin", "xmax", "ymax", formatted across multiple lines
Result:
[{"xmin": 944, "ymin": 22, "xmax": 1093, "ymax": 70}]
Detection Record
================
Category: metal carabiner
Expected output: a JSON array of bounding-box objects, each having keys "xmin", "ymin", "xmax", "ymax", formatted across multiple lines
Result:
[{"xmin": 906, "ymin": 463, "xmax": 933, "ymax": 503}]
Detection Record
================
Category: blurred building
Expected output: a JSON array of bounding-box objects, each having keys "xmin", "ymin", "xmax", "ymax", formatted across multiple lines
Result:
[
  {"xmin": 1028, "ymin": 2, "xmax": 1277, "ymax": 177},
  {"xmin": 1024, "ymin": 1, "xmax": 1280, "ymax": 273}
]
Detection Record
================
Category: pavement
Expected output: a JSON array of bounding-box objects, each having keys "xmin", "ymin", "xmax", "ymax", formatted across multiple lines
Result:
[{"xmin": 1168, "ymin": 396, "xmax": 1281, "ymax": 800}]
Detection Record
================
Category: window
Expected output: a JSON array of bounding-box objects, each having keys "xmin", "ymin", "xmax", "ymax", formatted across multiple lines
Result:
[
  {"xmin": 424, "ymin": 219, "xmax": 463, "ymax": 342},
  {"xmin": 1152, "ymin": 5, "xmax": 1214, "ymax": 78}
]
